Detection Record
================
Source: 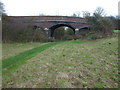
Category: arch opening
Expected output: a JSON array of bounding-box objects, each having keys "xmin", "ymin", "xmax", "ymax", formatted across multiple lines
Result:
[
  {"xmin": 79, "ymin": 26, "xmax": 91, "ymax": 39},
  {"xmin": 79, "ymin": 26, "xmax": 90, "ymax": 30},
  {"xmin": 49, "ymin": 23, "xmax": 75, "ymax": 37}
]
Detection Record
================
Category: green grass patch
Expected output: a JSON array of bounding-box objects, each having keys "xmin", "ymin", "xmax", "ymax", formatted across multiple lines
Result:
[{"xmin": 94, "ymin": 82, "xmax": 104, "ymax": 88}]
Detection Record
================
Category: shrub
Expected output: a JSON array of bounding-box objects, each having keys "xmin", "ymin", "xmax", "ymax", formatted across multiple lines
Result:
[
  {"xmin": 48, "ymin": 37, "xmax": 56, "ymax": 42},
  {"xmin": 62, "ymin": 35, "xmax": 74, "ymax": 40}
]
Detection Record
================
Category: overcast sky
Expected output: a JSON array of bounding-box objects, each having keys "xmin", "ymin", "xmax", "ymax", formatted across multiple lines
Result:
[{"xmin": 1, "ymin": 0, "xmax": 119, "ymax": 16}]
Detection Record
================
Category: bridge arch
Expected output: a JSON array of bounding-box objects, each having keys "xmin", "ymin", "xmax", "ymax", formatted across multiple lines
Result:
[
  {"xmin": 49, "ymin": 23, "xmax": 75, "ymax": 37},
  {"xmin": 79, "ymin": 26, "xmax": 91, "ymax": 30}
]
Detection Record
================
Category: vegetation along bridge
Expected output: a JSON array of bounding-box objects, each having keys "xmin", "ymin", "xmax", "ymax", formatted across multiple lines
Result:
[{"xmin": 6, "ymin": 16, "xmax": 91, "ymax": 37}]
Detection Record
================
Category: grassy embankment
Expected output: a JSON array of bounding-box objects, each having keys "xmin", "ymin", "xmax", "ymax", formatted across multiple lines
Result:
[{"xmin": 2, "ymin": 32, "xmax": 118, "ymax": 88}]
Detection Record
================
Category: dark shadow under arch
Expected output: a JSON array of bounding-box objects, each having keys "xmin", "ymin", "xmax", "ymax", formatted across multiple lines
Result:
[{"xmin": 49, "ymin": 23, "xmax": 75, "ymax": 37}]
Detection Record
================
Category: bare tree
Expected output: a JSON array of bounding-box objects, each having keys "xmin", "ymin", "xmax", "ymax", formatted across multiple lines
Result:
[
  {"xmin": 93, "ymin": 7, "xmax": 106, "ymax": 16},
  {"xmin": 82, "ymin": 11, "xmax": 90, "ymax": 18},
  {"xmin": 72, "ymin": 11, "xmax": 81, "ymax": 17}
]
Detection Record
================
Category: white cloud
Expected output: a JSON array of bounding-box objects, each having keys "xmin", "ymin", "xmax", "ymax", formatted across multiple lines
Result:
[{"xmin": 1, "ymin": 0, "xmax": 119, "ymax": 16}]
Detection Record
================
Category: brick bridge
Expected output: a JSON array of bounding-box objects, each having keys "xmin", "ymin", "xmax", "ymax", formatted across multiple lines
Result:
[{"xmin": 7, "ymin": 16, "xmax": 91, "ymax": 37}]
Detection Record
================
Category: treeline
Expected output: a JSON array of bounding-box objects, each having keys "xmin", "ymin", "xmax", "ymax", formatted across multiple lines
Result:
[
  {"xmin": 68, "ymin": 7, "xmax": 119, "ymax": 40},
  {"xmin": 84, "ymin": 8, "xmax": 119, "ymax": 40}
]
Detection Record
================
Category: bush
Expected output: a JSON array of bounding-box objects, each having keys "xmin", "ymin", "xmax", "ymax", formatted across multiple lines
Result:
[
  {"xmin": 48, "ymin": 37, "xmax": 56, "ymax": 42},
  {"xmin": 112, "ymin": 30, "xmax": 119, "ymax": 37},
  {"xmin": 86, "ymin": 33, "xmax": 97, "ymax": 40},
  {"xmin": 62, "ymin": 35, "xmax": 74, "ymax": 40},
  {"xmin": 2, "ymin": 19, "xmax": 49, "ymax": 42}
]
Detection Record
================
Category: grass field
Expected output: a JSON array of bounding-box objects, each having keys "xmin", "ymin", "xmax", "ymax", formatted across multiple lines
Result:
[{"xmin": 2, "ymin": 36, "xmax": 118, "ymax": 88}]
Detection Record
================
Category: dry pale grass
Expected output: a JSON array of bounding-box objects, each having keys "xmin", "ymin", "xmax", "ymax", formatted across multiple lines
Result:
[{"xmin": 3, "ymin": 37, "xmax": 118, "ymax": 88}]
